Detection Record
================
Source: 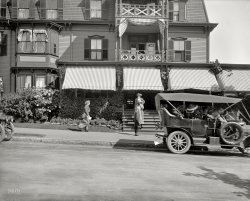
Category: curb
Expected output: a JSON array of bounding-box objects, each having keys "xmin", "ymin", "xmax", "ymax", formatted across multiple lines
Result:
[{"xmin": 11, "ymin": 136, "xmax": 157, "ymax": 149}]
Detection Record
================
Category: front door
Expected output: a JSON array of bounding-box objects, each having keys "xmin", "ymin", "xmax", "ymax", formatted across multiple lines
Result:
[{"xmin": 124, "ymin": 91, "xmax": 158, "ymax": 110}]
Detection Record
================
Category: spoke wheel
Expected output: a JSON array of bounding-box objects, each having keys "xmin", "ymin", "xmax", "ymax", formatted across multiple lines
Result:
[
  {"xmin": 4, "ymin": 122, "xmax": 14, "ymax": 141},
  {"xmin": 167, "ymin": 131, "xmax": 191, "ymax": 154},
  {"xmin": 0, "ymin": 124, "xmax": 6, "ymax": 142},
  {"xmin": 219, "ymin": 122, "xmax": 244, "ymax": 145}
]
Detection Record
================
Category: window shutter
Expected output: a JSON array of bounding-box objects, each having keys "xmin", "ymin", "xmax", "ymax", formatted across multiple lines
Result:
[
  {"xmin": 84, "ymin": 0, "xmax": 90, "ymax": 20},
  {"xmin": 11, "ymin": 0, "xmax": 17, "ymax": 18},
  {"xmin": 179, "ymin": 0, "xmax": 186, "ymax": 21},
  {"xmin": 168, "ymin": 0, "xmax": 174, "ymax": 21},
  {"xmin": 57, "ymin": 0, "xmax": 63, "ymax": 20},
  {"xmin": 185, "ymin": 40, "xmax": 191, "ymax": 62},
  {"xmin": 102, "ymin": 39, "xmax": 108, "ymax": 60},
  {"xmin": 102, "ymin": 0, "xmax": 108, "ymax": 20},
  {"xmin": 0, "ymin": 0, "xmax": 7, "ymax": 18},
  {"xmin": 168, "ymin": 40, "xmax": 174, "ymax": 62},
  {"xmin": 40, "ymin": 0, "xmax": 46, "ymax": 19},
  {"xmin": 1, "ymin": 34, "xmax": 7, "ymax": 56},
  {"xmin": 84, "ymin": 38, "xmax": 90, "ymax": 60},
  {"xmin": 29, "ymin": 0, "xmax": 35, "ymax": 18}
]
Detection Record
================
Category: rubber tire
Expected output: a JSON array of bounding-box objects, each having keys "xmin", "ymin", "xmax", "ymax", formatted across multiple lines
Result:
[
  {"xmin": 219, "ymin": 122, "xmax": 244, "ymax": 145},
  {"xmin": 167, "ymin": 131, "xmax": 191, "ymax": 154},
  {"xmin": 4, "ymin": 122, "xmax": 14, "ymax": 141},
  {"xmin": 0, "ymin": 124, "xmax": 6, "ymax": 142}
]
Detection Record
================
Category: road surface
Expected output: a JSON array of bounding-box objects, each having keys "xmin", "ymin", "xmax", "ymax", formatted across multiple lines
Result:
[{"xmin": 0, "ymin": 142, "xmax": 249, "ymax": 201}]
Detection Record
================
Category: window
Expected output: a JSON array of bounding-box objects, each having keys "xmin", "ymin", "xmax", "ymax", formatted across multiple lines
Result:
[
  {"xmin": 53, "ymin": 43, "xmax": 57, "ymax": 55},
  {"xmin": 90, "ymin": 0, "xmax": 102, "ymax": 19},
  {"xmin": 84, "ymin": 37, "xmax": 108, "ymax": 60},
  {"xmin": 40, "ymin": 0, "xmax": 63, "ymax": 20},
  {"xmin": 169, "ymin": 0, "xmax": 186, "ymax": 22},
  {"xmin": 46, "ymin": 9, "xmax": 58, "ymax": 19},
  {"xmin": 0, "ymin": 33, "xmax": 7, "ymax": 56},
  {"xmin": 168, "ymin": 39, "xmax": 191, "ymax": 62},
  {"xmin": 18, "ymin": 30, "xmax": 32, "ymax": 53},
  {"xmin": 91, "ymin": 39, "xmax": 102, "ymax": 60},
  {"xmin": 35, "ymin": 75, "xmax": 46, "ymax": 88},
  {"xmin": 16, "ymin": 75, "xmax": 32, "ymax": 91},
  {"xmin": 18, "ymin": 0, "xmax": 30, "ymax": 19},
  {"xmin": 173, "ymin": 2, "xmax": 179, "ymax": 21},
  {"xmin": 0, "ymin": 0, "xmax": 7, "ymax": 18},
  {"xmin": 173, "ymin": 40, "xmax": 184, "ymax": 62},
  {"xmin": 33, "ymin": 30, "xmax": 47, "ymax": 53},
  {"xmin": 18, "ymin": 29, "xmax": 48, "ymax": 53},
  {"xmin": 18, "ymin": 8, "xmax": 29, "ymax": 18}
]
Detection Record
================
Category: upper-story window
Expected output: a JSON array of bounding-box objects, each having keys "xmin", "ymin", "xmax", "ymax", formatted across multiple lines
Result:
[
  {"xmin": 0, "ymin": 32, "xmax": 7, "ymax": 56},
  {"xmin": 0, "ymin": 0, "xmax": 7, "ymax": 18},
  {"xmin": 17, "ymin": 29, "xmax": 48, "ymax": 53},
  {"xmin": 84, "ymin": 36, "xmax": 108, "ymax": 60},
  {"xmin": 90, "ymin": 0, "xmax": 102, "ymax": 19},
  {"xmin": 169, "ymin": 0, "xmax": 187, "ymax": 22},
  {"xmin": 39, "ymin": 0, "xmax": 63, "ymax": 20},
  {"xmin": 168, "ymin": 39, "xmax": 191, "ymax": 62},
  {"xmin": 18, "ymin": 0, "xmax": 30, "ymax": 19}
]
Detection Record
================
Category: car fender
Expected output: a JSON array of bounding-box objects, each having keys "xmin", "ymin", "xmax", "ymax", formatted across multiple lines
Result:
[{"xmin": 168, "ymin": 127, "xmax": 194, "ymax": 144}]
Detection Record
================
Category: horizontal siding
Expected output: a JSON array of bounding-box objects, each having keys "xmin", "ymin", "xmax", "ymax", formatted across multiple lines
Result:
[
  {"xmin": 59, "ymin": 34, "xmax": 71, "ymax": 61},
  {"xmin": 59, "ymin": 30, "xmax": 116, "ymax": 61},
  {"xmin": 186, "ymin": 0, "xmax": 207, "ymax": 23},
  {"xmin": 190, "ymin": 38, "xmax": 207, "ymax": 63},
  {"xmin": 63, "ymin": 0, "xmax": 85, "ymax": 20}
]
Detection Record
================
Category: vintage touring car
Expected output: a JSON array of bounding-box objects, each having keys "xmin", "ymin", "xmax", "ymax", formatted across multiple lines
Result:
[{"xmin": 155, "ymin": 93, "xmax": 250, "ymax": 154}]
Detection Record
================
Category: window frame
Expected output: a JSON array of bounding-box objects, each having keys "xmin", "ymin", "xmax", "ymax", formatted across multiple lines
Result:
[
  {"xmin": 90, "ymin": 0, "xmax": 102, "ymax": 19},
  {"xmin": 84, "ymin": 35, "xmax": 108, "ymax": 61},
  {"xmin": 90, "ymin": 38, "xmax": 102, "ymax": 60},
  {"xmin": 16, "ymin": 74, "xmax": 32, "ymax": 92},
  {"xmin": 169, "ymin": 38, "xmax": 191, "ymax": 62},
  {"xmin": 18, "ymin": 29, "xmax": 48, "ymax": 54},
  {"xmin": 35, "ymin": 74, "xmax": 46, "ymax": 88}
]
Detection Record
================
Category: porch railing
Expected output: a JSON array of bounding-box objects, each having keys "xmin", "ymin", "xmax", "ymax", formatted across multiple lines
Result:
[
  {"xmin": 118, "ymin": 4, "xmax": 164, "ymax": 18},
  {"xmin": 120, "ymin": 50, "xmax": 164, "ymax": 62}
]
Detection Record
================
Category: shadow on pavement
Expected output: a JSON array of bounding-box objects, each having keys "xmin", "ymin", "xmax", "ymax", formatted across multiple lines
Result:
[
  {"xmin": 183, "ymin": 166, "xmax": 250, "ymax": 199},
  {"xmin": 113, "ymin": 139, "xmax": 168, "ymax": 153}
]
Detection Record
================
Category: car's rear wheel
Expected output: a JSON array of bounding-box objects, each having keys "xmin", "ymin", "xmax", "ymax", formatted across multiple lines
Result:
[
  {"xmin": 167, "ymin": 131, "xmax": 191, "ymax": 154},
  {"xmin": 0, "ymin": 124, "xmax": 6, "ymax": 142},
  {"xmin": 219, "ymin": 122, "xmax": 244, "ymax": 145}
]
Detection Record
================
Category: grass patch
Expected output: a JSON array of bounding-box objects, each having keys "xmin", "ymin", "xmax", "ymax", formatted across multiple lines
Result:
[{"xmin": 14, "ymin": 122, "xmax": 119, "ymax": 133}]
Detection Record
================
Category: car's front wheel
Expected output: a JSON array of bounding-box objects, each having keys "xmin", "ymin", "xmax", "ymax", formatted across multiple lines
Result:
[{"xmin": 167, "ymin": 131, "xmax": 191, "ymax": 154}]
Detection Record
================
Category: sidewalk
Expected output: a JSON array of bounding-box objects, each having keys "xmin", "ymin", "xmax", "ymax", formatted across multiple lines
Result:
[{"xmin": 12, "ymin": 127, "xmax": 160, "ymax": 148}]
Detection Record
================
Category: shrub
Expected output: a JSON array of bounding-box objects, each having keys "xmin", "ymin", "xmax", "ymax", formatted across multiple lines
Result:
[
  {"xmin": 59, "ymin": 90, "xmax": 123, "ymax": 122},
  {"xmin": 1, "ymin": 88, "xmax": 60, "ymax": 122}
]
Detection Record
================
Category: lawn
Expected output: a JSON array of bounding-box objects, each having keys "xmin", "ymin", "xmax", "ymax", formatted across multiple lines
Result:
[{"xmin": 14, "ymin": 122, "xmax": 119, "ymax": 133}]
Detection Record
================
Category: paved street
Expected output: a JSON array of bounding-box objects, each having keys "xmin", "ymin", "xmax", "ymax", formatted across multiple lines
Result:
[{"xmin": 0, "ymin": 142, "xmax": 249, "ymax": 201}]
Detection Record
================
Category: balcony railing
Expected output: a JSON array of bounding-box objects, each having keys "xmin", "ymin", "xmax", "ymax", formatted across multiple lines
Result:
[
  {"xmin": 120, "ymin": 50, "xmax": 164, "ymax": 62},
  {"xmin": 118, "ymin": 4, "xmax": 164, "ymax": 18}
]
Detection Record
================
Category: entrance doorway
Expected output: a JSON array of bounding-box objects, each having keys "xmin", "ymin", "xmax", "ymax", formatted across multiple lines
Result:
[{"xmin": 124, "ymin": 91, "xmax": 159, "ymax": 110}]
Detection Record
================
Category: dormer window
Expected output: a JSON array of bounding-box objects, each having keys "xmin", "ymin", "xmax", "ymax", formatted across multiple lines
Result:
[
  {"xmin": 90, "ymin": 0, "xmax": 102, "ymax": 19},
  {"xmin": 169, "ymin": 0, "xmax": 187, "ymax": 22}
]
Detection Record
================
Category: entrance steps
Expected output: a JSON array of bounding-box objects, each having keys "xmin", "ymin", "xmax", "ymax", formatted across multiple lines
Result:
[{"xmin": 122, "ymin": 109, "xmax": 163, "ymax": 134}]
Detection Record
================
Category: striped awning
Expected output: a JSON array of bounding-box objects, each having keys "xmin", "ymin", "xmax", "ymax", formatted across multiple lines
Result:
[
  {"xmin": 168, "ymin": 68, "xmax": 220, "ymax": 91},
  {"xmin": 217, "ymin": 69, "xmax": 250, "ymax": 91},
  {"xmin": 123, "ymin": 67, "xmax": 164, "ymax": 91},
  {"xmin": 62, "ymin": 67, "xmax": 116, "ymax": 90}
]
